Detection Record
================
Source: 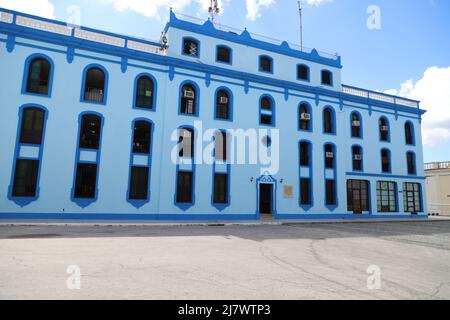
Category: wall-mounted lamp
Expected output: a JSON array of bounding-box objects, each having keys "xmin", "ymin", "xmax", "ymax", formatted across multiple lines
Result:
[{"xmin": 250, "ymin": 177, "xmax": 254, "ymax": 182}]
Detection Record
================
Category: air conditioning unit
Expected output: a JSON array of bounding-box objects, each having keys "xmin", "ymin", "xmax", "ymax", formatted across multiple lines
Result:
[
  {"xmin": 353, "ymin": 154, "xmax": 362, "ymax": 161},
  {"xmin": 380, "ymin": 125, "xmax": 388, "ymax": 132},
  {"xmin": 300, "ymin": 113, "xmax": 311, "ymax": 120},
  {"xmin": 352, "ymin": 120, "xmax": 361, "ymax": 127},
  {"xmin": 219, "ymin": 97, "xmax": 228, "ymax": 104},
  {"xmin": 183, "ymin": 90, "xmax": 195, "ymax": 98},
  {"xmin": 326, "ymin": 152, "xmax": 334, "ymax": 159}
]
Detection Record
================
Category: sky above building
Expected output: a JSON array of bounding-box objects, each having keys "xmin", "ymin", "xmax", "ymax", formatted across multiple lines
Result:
[{"xmin": 1, "ymin": 0, "xmax": 449, "ymax": 163}]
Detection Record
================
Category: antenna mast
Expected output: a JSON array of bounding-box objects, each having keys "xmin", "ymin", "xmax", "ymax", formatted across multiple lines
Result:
[
  {"xmin": 298, "ymin": 1, "xmax": 303, "ymax": 51},
  {"xmin": 208, "ymin": 0, "xmax": 220, "ymax": 24}
]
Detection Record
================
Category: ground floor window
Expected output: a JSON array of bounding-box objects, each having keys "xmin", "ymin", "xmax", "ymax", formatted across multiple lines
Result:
[
  {"xmin": 347, "ymin": 179, "xmax": 369, "ymax": 213},
  {"xmin": 74, "ymin": 163, "xmax": 97, "ymax": 199},
  {"xmin": 176, "ymin": 171, "xmax": 193, "ymax": 203},
  {"xmin": 12, "ymin": 159, "xmax": 39, "ymax": 197},
  {"xmin": 300, "ymin": 178, "xmax": 311, "ymax": 205},
  {"xmin": 376, "ymin": 181, "xmax": 397, "ymax": 212},
  {"xmin": 403, "ymin": 182, "xmax": 422, "ymax": 213},
  {"xmin": 325, "ymin": 179, "xmax": 336, "ymax": 206},
  {"xmin": 129, "ymin": 166, "xmax": 149, "ymax": 200},
  {"xmin": 213, "ymin": 173, "xmax": 228, "ymax": 204}
]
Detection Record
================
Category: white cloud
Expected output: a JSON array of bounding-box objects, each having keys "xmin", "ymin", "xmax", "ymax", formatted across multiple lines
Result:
[
  {"xmin": 106, "ymin": 0, "xmax": 229, "ymax": 20},
  {"xmin": 0, "ymin": 0, "xmax": 55, "ymax": 19},
  {"xmin": 385, "ymin": 67, "xmax": 450, "ymax": 147},
  {"xmin": 303, "ymin": 0, "xmax": 332, "ymax": 6},
  {"xmin": 246, "ymin": 0, "xmax": 275, "ymax": 21}
]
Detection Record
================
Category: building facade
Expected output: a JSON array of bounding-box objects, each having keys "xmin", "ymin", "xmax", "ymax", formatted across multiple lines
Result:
[
  {"xmin": 0, "ymin": 8, "xmax": 427, "ymax": 221},
  {"xmin": 425, "ymin": 162, "xmax": 450, "ymax": 216}
]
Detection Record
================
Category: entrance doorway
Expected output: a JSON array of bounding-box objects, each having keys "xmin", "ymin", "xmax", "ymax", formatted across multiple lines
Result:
[
  {"xmin": 259, "ymin": 183, "xmax": 273, "ymax": 216},
  {"xmin": 347, "ymin": 180, "xmax": 370, "ymax": 214}
]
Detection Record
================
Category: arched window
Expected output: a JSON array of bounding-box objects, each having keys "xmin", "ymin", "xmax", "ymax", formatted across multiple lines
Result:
[
  {"xmin": 183, "ymin": 38, "xmax": 200, "ymax": 57},
  {"xmin": 321, "ymin": 70, "xmax": 333, "ymax": 86},
  {"xmin": 83, "ymin": 67, "xmax": 106, "ymax": 103},
  {"xmin": 351, "ymin": 112, "xmax": 362, "ymax": 138},
  {"xmin": 178, "ymin": 127, "xmax": 194, "ymax": 159},
  {"xmin": 25, "ymin": 57, "xmax": 51, "ymax": 95},
  {"xmin": 180, "ymin": 84, "xmax": 197, "ymax": 115},
  {"xmin": 260, "ymin": 96, "xmax": 274, "ymax": 126},
  {"xmin": 79, "ymin": 114, "xmax": 102, "ymax": 150},
  {"xmin": 352, "ymin": 146, "xmax": 363, "ymax": 171},
  {"xmin": 215, "ymin": 89, "xmax": 230, "ymax": 120},
  {"xmin": 381, "ymin": 149, "xmax": 391, "ymax": 173},
  {"xmin": 379, "ymin": 117, "xmax": 390, "ymax": 142},
  {"xmin": 135, "ymin": 75, "xmax": 154, "ymax": 109},
  {"xmin": 217, "ymin": 45, "xmax": 231, "ymax": 64},
  {"xmin": 325, "ymin": 144, "xmax": 335, "ymax": 169},
  {"xmin": 20, "ymin": 107, "xmax": 45, "ymax": 145},
  {"xmin": 405, "ymin": 122, "xmax": 414, "ymax": 145},
  {"xmin": 133, "ymin": 121, "xmax": 151, "ymax": 154},
  {"xmin": 323, "ymin": 108, "xmax": 334, "ymax": 134},
  {"xmin": 297, "ymin": 64, "xmax": 309, "ymax": 81},
  {"xmin": 259, "ymin": 55, "xmax": 273, "ymax": 73},
  {"xmin": 407, "ymin": 152, "xmax": 416, "ymax": 175},
  {"xmin": 299, "ymin": 141, "xmax": 311, "ymax": 167},
  {"xmin": 298, "ymin": 103, "xmax": 311, "ymax": 131}
]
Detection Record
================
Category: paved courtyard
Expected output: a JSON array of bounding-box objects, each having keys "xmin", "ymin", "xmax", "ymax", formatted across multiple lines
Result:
[{"xmin": 1, "ymin": 220, "xmax": 450, "ymax": 300}]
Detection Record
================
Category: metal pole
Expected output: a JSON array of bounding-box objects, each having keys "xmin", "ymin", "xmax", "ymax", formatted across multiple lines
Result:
[{"xmin": 298, "ymin": 1, "xmax": 303, "ymax": 51}]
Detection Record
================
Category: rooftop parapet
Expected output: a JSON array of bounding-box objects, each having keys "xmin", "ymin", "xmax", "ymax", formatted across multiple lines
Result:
[
  {"xmin": 0, "ymin": 7, "xmax": 165, "ymax": 55},
  {"xmin": 425, "ymin": 162, "xmax": 450, "ymax": 171},
  {"xmin": 166, "ymin": 10, "xmax": 342, "ymax": 68}
]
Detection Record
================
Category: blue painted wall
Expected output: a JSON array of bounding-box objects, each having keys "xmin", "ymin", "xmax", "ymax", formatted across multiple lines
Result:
[{"xmin": 0, "ymin": 8, "xmax": 427, "ymax": 221}]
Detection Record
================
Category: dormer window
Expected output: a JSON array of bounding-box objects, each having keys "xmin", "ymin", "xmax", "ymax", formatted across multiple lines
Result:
[
  {"xmin": 259, "ymin": 55, "xmax": 273, "ymax": 73},
  {"xmin": 217, "ymin": 45, "xmax": 232, "ymax": 64},
  {"xmin": 183, "ymin": 38, "xmax": 199, "ymax": 57},
  {"xmin": 321, "ymin": 70, "xmax": 333, "ymax": 86}
]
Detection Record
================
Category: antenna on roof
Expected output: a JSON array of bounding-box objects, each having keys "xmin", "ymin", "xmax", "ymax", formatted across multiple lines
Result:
[
  {"xmin": 208, "ymin": 0, "xmax": 220, "ymax": 24},
  {"xmin": 298, "ymin": 1, "xmax": 303, "ymax": 51}
]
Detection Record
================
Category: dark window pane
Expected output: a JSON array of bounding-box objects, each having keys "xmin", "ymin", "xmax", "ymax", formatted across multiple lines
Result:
[
  {"xmin": 407, "ymin": 153, "xmax": 416, "ymax": 174},
  {"xmin": 74, "ymin": 163, "xmax": 97, "ymax": 199},
  {"xmin": 381, "ymin": 150, "xmax": 390, "ymax": 172},
  {"xmin": 300, "ymin": 142, "xmax": 310, "ymax": 167},
  {"xmin": 260, "ymin": 115, "xmax": 272, "ymax": 125},
  {"xmin": 26, "ymin": 58, "xmax": 50, "ymax": 95},
  {"xmin": 216, "ymin": 90, "xmax": 230, "ymax": 119},
  {"xmin": 214, "ymin": 173, "xmax": 228, "ymax": 204},
  {"xmin": 300, "ymin": 178, "xmax": 311, "ymax": 205},
  {"xmin": 20, "ymin": 108, "xmax": 45, "ymax": 145},
  {"xmin": 133, "ymin": 121, "xmax": 151, "ymax": 154},
  {"xmin": 176, "ymin": 171, "xmax": 193, "ymax": 203},
  {"xmin": 217, "ymin": 46, "xmax": 231, "ymax": 63},
  {"xmin": 325, "ymin": 144, "xmax": 334, "ymax": 169},
  {"xmin": 84, "ymin": 68, "xmax": 105, "ymax": 103},
  {"xmin": 326, "ymin": 179, "xmax": 336, "ymax": 205},
  {"xmin": 135, "ymin": 76, "xmax": 154, "ymax": 109},
  {"xmin": 260, "ymin": 57, "xmax": 272, "ymax": 72},
  {"xmin": 183, "ymin": 39, "xmax": 199, "ymax": 56},
  {"xmin": 12, "ymin": 159, "xmax": 39, "ymax": 197},
  {"xmin": 79, "ymin": 114, "xmax": 101, "ymax": 149},
  {"xmin": 347, "ymin": 179, "xmax": 369, "ymax": 212},
  {"xmin": 403, "ymin": 183, "xmax": 422, "ymax": 213},
  {"xmin": 322, "ymin": 70, "xmax": 332, "ymax": 85},
  {"xmin": 129, "ymin": 166, "xmax": 149, "ymax": 200},
  {"xmin": 297, "ymin": 65, "xmax": 309, "ymax": 80},
  {"xmin": 299, "ymin": 104, "xmax": 310, "ymax": 131},
  {"xmin": 323, "ymin": 109, "xmax": 333, "ymax": 133},
  {"xmin": 376, "ymin": 181, "xmax": 397, "ymax": 212},
  {"xmin": 379, "ymin": 118, "xmax": 389, "ymax": 141}
]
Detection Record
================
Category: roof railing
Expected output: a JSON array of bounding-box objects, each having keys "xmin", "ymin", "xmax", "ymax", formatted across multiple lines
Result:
[
  {"xmin": 424, "ymin": 162, "xmax": 450, "ymax": 171},
  {"xmin": 342, "ymin": 85, "xmax": 420, "ymax": 109},
  {"xmin": 0, "ymin": 8, "xmax": 165, "ymax": 55}
]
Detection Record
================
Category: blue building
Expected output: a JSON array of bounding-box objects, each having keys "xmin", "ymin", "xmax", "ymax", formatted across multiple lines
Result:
[{"xmin": 0, "ymin": 8, "xmax": 427, "ymax": 221}]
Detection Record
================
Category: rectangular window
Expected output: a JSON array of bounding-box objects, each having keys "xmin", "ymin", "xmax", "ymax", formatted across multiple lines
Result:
[
  {"xmin": 300, "ymin": 178, "xmax": 311, "ymax": 205},
  {"xmin": 347, "ymin": 179, "xmax": 370, "ymax": 213},
  {"xmin": 176, "ymin": 171, "xmax": 193, "ymax": 203},
  {"xmin": 74, "ymin": 163, "xmax": 97, "ymax": 199},
  {"xmin": 214, "ymin": 173, "xmax": 228, "ymax": 204},
  {"xmin": 297, "ymin": 65, "xmax": 309, "ymax": 80},
  {"xmin": 376, "ymin": 181, "xmax": 397, "ymax": 212},
  {"xmin": 259, "ymin": 57, "xmax": 272, "ymax": 73},
  {"xmin": 403, "ymin": 182, "xmax": 422, "ymax": 213},
  {"xmin": 12, "ymin": 159, "xmax": 39, "ymax": 197},
  {"xmin": 325, "ymin": 179, "xmax": 336, "ymax": 206},
  {"xmin": 129, "ymin": 166, "xmax": 149, "ymax": 200},
  {"xmin": 215, "ymin": 131, "xmax": 227, "ymax": 161}
]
